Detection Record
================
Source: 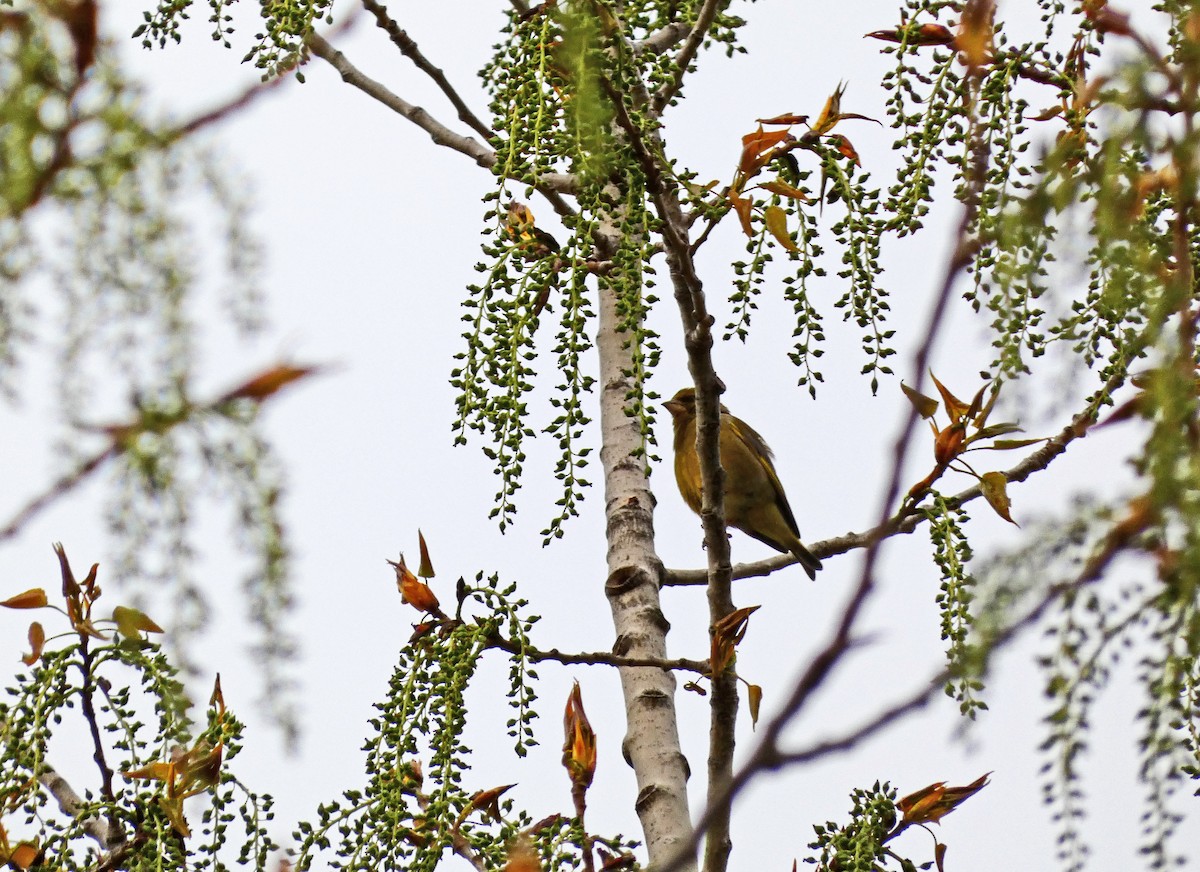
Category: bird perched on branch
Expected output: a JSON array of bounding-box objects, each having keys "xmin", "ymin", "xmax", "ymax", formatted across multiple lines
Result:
[{"xmin": 663, "ymin": 387, "xmax": 822, "ymax": 580}]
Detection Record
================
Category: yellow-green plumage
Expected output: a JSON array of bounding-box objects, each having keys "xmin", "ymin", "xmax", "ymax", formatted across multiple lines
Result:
[{"xmin": 664, "ymin": 387, "xmax": 821, "ymax": 580}]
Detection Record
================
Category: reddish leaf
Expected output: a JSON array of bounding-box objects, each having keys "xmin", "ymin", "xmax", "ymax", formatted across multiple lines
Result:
[
  {"xmin": 389, "ymin": 555, "xmax": 441, "ymax": 615},
  {"xmin": 562, "ymin": 682, "xmax": 597, "ymax": 790},
  {"xmin": 22, "ymin": 622, "xmax": 45, "ymax": 666},
  {"xmin": 730, "ymin": 192, "xmax": 755, "ymax": 238},
  {"xmin": 865, "ymin": 22, "xmax": 954, "ymax": 45},
  {"xmin": 898, "ymin": 773, "xmax": 990, "ymax": 825},
  {"xmin": 1, "ymin": 588, "xmax": 48, "ymax": 610},
  {"xmin": 756, "ymin": 113, "xmax": 808, "ymax": 126},
  {"xmin": 711, "ymin": 605, "xmax": 760, "ymax": 676},
  {"xmin": 830, "ymin": 134, "xmax": 861, "ymax": 166},
  {"xmin": 8, "ymin": 841, "xmax": 40, "ymax": 871},
  {"xmin": 739, "ymin": 127, "xmax": 793, "ymax": 175},
  {"xmin": 221, "ymin": 364, "xmax": 321, "ymax": 403}
]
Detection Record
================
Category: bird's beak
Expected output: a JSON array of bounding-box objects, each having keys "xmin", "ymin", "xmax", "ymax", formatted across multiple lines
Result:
[{"xmin": 663, "ymin": 399, "xmax": 685, "ymax": 420}]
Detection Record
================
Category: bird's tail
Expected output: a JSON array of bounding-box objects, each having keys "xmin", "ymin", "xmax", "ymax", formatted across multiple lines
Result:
[{"xmin": 793, "ymin": 544, "xmax": 822, "ymax": 581}]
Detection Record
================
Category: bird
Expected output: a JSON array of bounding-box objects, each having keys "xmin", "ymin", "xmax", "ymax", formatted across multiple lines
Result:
[{"xmin": 663, "ymin": 387, "xmax": 822, "ymax": 579}]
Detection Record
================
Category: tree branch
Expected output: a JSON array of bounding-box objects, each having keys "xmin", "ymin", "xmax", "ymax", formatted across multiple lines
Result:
[
  {"xmin": 360, "ymin": 0, "xmax": 495, "ymax": 141},
  {"xmin": 651, "ymin": 0, "xmax": 724, "ymax": 113},
  {"xmin": 304, "ymin": 30, "xmax": 577, "ymax": 217},
  {"xmin": 634, "ymin": 22, "xmax": 691, "ymax": 57},
  {"xmin": 485, "ymin": 632, "xmax": 708, "ymax": 674},
  {"xmin": 38, "ymin": 766, "xmax": 114, "ymax": 849},
  {"xmin": 0, "ymin": 446, "xmax": 116, "ymax": 543}
]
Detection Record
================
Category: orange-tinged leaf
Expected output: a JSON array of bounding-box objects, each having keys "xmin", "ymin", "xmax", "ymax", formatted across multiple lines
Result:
[
  {"xmin": 933, "ymin": 422, "xmax": 967, "ymax": 466},
  {"xmin": 711, "ymin": 605, "xmax": 760, "ymax": 676},
  {"xmin": 764, "ymin": 205, "xmax": 798, "ymax": 252},
  {"xmin": 756, "ymin": 113, "xmax": 808, "ymax": 126},
  {"xmin": 562, "ymin": 681, "xmax": 597, "ymax": 789},
  {"xmin": 389, "ymin": 555, "xmax": 441, "ymax": 615},
  {"xmin": 210, "ymin": 674, "xmax": 226, "ymax": 716},
  {"xmin": 901, "ymin": 382, "xmax": 939, "ymax": 419},
  {"xmin": 956, "ymin": 0, "xmax": 994, "ymax": 73},
  {"xmin": 22, "ymin": 622, "xmax": 45, "ymax": 667},
  {"xmin": 505, "ymin": 836, "xmax": 542, "ymax": 872},
  {"xmin": 899, "ymin": 773, "xmax": 991, "ymax": 826},
  {"xmin": 929, "ymin": 373, "xmax": 970, "ymax": 422},
  {"xmin": 112, "ymin": 605, "xmax": 164, "ymax": 640},
  {"xmin": 865, "ymin": 22, "xmax": 954, "ymax": 45},
  {"xmin": 830, "ymin": 134, "xmax": 861, "ymax": 166},
  {"xmin": 980, "ymin": 471, "xmax": 1017, "ymax": 525},
  {"xmin": 222, "ymin": 364, "xmax": 321, "ymax": 403},
  {"xmin": 8, "ymin": 841, "xmax": 39, "ymax": 870},
  {"xmin": 759, "ymin": 179, "xmax": 809, "ymax": 201},
  {"xmin": 468, "ymin": 783, "xmax": 517, "ymax": 822},
  {"xmin": 747, "ymin": 684, "xmax": 763, "ymax": 728},
  {"xmin": 417, "ymin": 530, "xmax": 435, "ymax": 579},
  {"xmin": 812, "ymin": 82, "xmax": 846, "ymax": 135},
  {"xmin": 1, "ymin": 588, "xmax": 47, "ymax": 610},
  {"xmin": 730, "ymin": 192, "xmax": 755, "ymax": 238},
  {"xmin": 739, "ymin": 126, "xmax": 793, "ymax": 175},
  {"xmin": 124, "ymin": 761, "xmax": 175, "ymax": 783}
]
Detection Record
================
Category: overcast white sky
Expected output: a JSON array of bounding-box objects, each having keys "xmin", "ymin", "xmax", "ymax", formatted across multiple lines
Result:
[{"xmin": 2, "ymin": 2, "xmax": 1195, "ymax": 870}]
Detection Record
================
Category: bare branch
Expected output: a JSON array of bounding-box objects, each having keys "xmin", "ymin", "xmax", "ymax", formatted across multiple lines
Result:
[
  {"xmin": 360, "ymin": 0, "xmax": 495, "ymax": 141},
  {"xmin": 652, "ymin": 0, "xmax": 724, "ymax": 113},
  {"xmin": 38, "ymin": 766, "xmax": 114, "ymax": 848},
  {"xmin": 304, "ymin": 30, "xmax": 577, "ymax": 217},
  {"xmin": 167, "ymin": 70, "xmax": 293, "ymax": 140},
  {"xmin": 634, "ymin": 22, "xmax": 691, "ymax": 56},
  {"xmin": 0, "ymin": 446, "xmax": 116, "ymax": 543},
  {"xmin": 305, "ymin": 31, "xmax": 495, "ymax": 167},
  {"xmin": 485, "ymin": 633, "xmax": 708, "ymax": 674}
]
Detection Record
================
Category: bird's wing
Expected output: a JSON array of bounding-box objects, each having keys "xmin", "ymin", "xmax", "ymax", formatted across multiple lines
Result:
[{"xmin": 727, "ymin": 414, "xmax": 802, "ymax": 536}]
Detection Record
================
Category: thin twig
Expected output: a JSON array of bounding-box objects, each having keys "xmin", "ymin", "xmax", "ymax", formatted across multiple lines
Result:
[
  {"xmin": 0, "ymin": 446, "xmax": 116, "ymax": 543},
  {"xmin": 651, "ymin": 0, "xmax": 723, "ymax": 113},
  {"xmin": 304, "ymin": 30, "xmax": 577, "ymax": 217},
  {"xmin": 486, "ymin": 632, "xmax": 708, "ymax": 674},
  {"xmin": 361, "ymin": 0, "xmax": 494, "ymax": 140}
]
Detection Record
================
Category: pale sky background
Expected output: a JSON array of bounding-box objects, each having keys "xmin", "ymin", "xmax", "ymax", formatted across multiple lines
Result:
[{"xmin": 1, "ymin": 2, "xmax": 1195, "ymax": 870}]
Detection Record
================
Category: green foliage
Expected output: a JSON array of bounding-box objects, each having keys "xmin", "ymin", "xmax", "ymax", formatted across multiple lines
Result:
[
  {"xmin": 1, "ymin": 3, "xmax": 295, "ymax": 732},
  {"xmin": 926, "ymin": 494, "xmax": 984, "ymax": 717},
  {"xmin": 293, "ymin": 572, "xmax": 638, "ymax": 871},
  {"xmin": 806, "ymin": 782, "xmax": 897, "ymax": 872},
  {"xmin": 0, "ymin": 571, "xmax": 274, "ymax": 872}
]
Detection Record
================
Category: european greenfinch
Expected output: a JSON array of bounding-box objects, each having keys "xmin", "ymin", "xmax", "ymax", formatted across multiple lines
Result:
[{"xmin": 663, "ymin": 387, "xmax": 822, "ymax": 579}]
